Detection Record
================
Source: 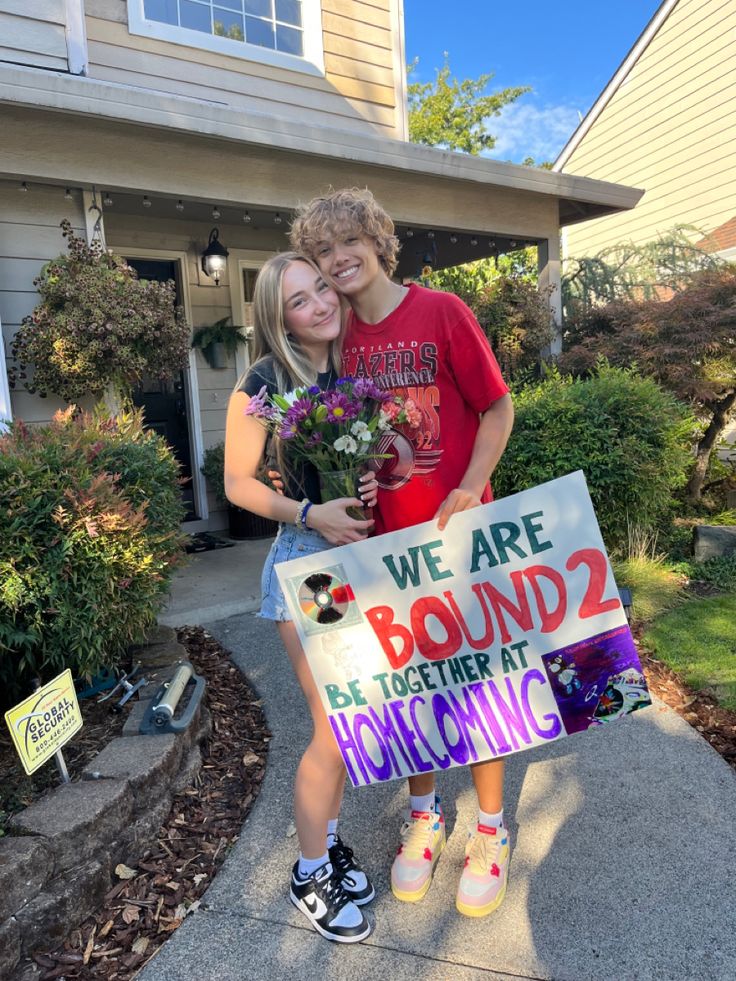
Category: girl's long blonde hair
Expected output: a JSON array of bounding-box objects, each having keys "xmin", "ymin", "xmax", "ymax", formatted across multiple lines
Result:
[
  {"xmin": 236, "ymin": 251, "xmax": 343, "ymax": 393},
  {"xmin": 235, "ymin": 252, "xmax": 344, "ymax": 491}
]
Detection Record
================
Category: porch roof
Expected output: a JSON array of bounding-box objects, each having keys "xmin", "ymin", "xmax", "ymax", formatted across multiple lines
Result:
[{"xmin": 0, "ymin": 62, "xmax": 643, "ymax": 229}]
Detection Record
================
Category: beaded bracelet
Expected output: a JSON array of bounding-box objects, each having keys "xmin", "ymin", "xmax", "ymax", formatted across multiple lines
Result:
[{"xmin": 294, "ymin": 498, "xmax": 310, "ymax": 528}]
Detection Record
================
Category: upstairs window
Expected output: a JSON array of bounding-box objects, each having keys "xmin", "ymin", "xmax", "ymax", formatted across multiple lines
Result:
[{"xmin": 128, "ymin": 0, "xmax": 324, "ymax": 75}]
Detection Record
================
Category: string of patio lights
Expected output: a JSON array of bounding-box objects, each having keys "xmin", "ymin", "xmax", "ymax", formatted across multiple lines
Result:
[{"xmin": 16, "ymin": 181, "xmax": 536, "ymax": 284}]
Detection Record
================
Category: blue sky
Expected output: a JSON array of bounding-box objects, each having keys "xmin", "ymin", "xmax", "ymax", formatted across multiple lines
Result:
[{"xmin": 403, "ymin": 0, "xmax": 663, "ymax": 163}]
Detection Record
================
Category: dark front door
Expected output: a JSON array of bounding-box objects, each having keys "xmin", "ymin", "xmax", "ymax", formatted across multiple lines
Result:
[{"xmin": 126, "ymin": 258, "xmax": 196, "ymax": 521}]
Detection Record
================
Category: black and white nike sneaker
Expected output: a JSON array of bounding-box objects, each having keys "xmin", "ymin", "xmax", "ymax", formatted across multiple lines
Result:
[
  {"xmin": 290, "ymin": 862, "xmax": 372, "ymax": 943},
  {"xmin": 328, "ymin": 836, "xmax": 375, "ymax": 905}
]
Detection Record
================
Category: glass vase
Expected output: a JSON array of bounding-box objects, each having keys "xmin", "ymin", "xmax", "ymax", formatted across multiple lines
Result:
[{"xmin": 319, "ymin": 467, "xmax": 365, "ymax": 521}]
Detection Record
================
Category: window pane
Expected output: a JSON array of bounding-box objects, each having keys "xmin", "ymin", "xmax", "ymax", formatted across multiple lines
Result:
[
  {"xmin": 276, "ymin": 23, "xmax": 302, "ymax": 55},
  {"xmin": 275, "ymin": 0, "xmax": 301, "ymax": 27},
  {"xmin": 245, "ymin": 0, "xmax": 272, "ymax": 16},
  {"xmin": 243, "ymin": 268, "xmax": 259, "ymax": 302},
  {"xmin": 142, "ymin": 0, "xmax": 308, "ymax": 59},
  {"xmin": 143, "ymin": 0, "xmax": 179, "ymax": 24},
  {"xmin": 245, "ymin": 14, "xmax": 275, "ymax": 47},
  {"xmin": 213, "ymin": 8, "xmax": 245, "ymax": 40},
  {"xmin": 180, "ymin": 1, "xmax": 211, "ymax": 33}
]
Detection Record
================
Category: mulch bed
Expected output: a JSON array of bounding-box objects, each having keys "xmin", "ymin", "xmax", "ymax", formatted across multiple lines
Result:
[{"xmin": 17, "ymin": 627, "xmax": 270, "ymax": 981}]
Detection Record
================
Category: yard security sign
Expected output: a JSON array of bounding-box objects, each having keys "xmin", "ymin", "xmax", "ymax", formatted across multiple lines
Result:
[
  {"xmin": 276, "ymin": 472, "xmax": 652, "ymax": 787},
  {"xmin": 4, "ymin": 669, "xmax": 82, "ymax": 775}
]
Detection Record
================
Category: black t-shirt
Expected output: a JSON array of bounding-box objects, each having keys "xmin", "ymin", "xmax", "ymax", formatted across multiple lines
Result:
[{"xmin": 240, "ymin": 355, "xmax": 334, "ymax": 503}]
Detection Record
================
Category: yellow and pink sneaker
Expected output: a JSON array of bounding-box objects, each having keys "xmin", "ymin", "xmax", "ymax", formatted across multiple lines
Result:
[
  {"xmin": 390, "ymin": 805, "xmax": 446, "ymax": 902},
  {"xmin": 455, "ymin": 823, "xmax": 510, "ymax": 917}
]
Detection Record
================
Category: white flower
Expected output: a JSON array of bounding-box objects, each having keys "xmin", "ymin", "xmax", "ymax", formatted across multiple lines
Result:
[
  {"xmin": 350, "ymin": 421, "xmax": 372, "ymax": 442},
  {"xmin": 282, "ymin": 389, "xmax": 304, "ymax": 406},
  {"xmin": 333, "ymin": 435, "xmax": 358, "ymax": 454},
  {"xmin": 377, "ymin": 412, "xmax": 391, "ymax": 431}
]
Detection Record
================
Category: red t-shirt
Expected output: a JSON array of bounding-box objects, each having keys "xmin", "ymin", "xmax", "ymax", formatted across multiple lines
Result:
[{"xmin": 342, "ymin": 284, "xmax": 509, "ymax": 535}]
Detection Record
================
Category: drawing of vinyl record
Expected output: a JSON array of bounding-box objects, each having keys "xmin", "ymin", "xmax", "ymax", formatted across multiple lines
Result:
[{"xmin": 298, "ymin": 572, "xmax": 355, "ymax": 625}]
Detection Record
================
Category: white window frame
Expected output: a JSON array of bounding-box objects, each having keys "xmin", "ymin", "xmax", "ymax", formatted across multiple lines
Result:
[
  {"xmin": 227, "ymin": 249, "xmax": 274, "ymax": 380},
  {"xmin": 127, "ymin": 0, "xmax": 325, "ymax": 77}
]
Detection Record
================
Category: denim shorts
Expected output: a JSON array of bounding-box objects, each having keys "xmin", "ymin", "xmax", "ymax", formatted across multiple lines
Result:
[{"xmin": 259, "ymin": 523, "xmax": 333, "ymax": 622}]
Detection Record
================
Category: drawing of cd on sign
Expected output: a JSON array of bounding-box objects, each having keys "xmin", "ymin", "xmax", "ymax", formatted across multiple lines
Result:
[
  {"xmin": 285, "ymin": 563, "xmax": 363, "ymax": 635},
  {"xmin": 299, "ymin": 573, "xmax": 354, "ymax": 624}
]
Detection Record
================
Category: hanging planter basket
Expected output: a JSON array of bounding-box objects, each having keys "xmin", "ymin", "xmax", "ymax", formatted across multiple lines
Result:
[{"xmin": 191, "ymin": 318, "xmax": 248, "ymax": 370}]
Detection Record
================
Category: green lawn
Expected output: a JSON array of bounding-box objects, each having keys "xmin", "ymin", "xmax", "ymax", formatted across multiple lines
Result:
[{"xmin": 642, "ymin": 594, "xmax": 736, "ymax": 711}]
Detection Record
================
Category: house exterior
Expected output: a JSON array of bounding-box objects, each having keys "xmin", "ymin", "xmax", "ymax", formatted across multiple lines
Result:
[
  {"xmin": 0, "ymin": 0, "xmax": 642, "ymax": 532},
  {"xmin": 556, "ymin": 0, "xmax": 736, "ymax": 261}
]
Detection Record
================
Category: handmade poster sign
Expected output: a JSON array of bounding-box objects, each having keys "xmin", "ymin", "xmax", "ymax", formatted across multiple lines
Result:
[{"xmin": 276, "ymin": 471, "xmax": 652, "ymax": 788}]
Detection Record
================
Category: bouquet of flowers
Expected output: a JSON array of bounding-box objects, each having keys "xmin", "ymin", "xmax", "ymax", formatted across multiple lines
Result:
[{"xmin": 244, "ymin": 375, "xmax": 421, "ymax": 514}]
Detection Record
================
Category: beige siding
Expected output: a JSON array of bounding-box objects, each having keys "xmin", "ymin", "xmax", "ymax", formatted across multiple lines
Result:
[
  {"xmin": 84, "ymin": 0, "xmax": 401, "ymax": 138},
  {"xmin": 0, "ymin": 182, "xmax": 85, "ymax": 423},
  {"xmin": 0, "ymin": 0, "xmax": 68, "ymax": 71},
  {"xmin": 562, "ymin": 0, "xmax": 736, "ymax": 258}
]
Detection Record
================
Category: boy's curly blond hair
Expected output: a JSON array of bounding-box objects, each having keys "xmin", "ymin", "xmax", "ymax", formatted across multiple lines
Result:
[{"xmin": 290, "ymin": 187, "xmax": 400, "ymax": 276}]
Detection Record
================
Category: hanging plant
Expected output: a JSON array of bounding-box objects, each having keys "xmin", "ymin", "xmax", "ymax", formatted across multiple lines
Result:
[
  {"xmin": 191, "ymin": 317, "xmax": 248, "ymax": 369},
  {"xmin": 9, "ymin": 219, "xmax": 190, "ymax": 402}
]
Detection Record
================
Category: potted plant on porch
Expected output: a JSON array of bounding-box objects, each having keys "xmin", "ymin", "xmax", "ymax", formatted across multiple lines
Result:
[
  {"xmin": 191, "ymin": 317, "xmax": 248, "ymax": 369},
  {"xmin": 201, "ymin": 441, "xmax": 278, "ymax": 540}
]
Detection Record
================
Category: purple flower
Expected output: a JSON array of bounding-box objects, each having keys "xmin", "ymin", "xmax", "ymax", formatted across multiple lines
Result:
[
  {"xmin": 351, "ymin": 377, "xmax": 388, "ymax": 401},
  {"xmin": 243, "ymin": 385, "xmax": 271, "ymax": 417},
  {"xmin": 307, "ymin": 432, "xmax": 323, "ymax": 446},
  {"xmin": 284, "ymin": 397, "xmax": 313, "ymax": 424},
  {"xmin": 322, "ymin": 391, "xmax": 360, "ymax": 422},
  {"xmin": 278, "ymin": 421, "xmax": 298, "ymax": 440},
  {"xmin": 335, "ymin": 375, "xmax": 354, "ymax": 386},
  {"xmin": 308, "ymin": 385, "xmax": 321, "ymax": 395}
]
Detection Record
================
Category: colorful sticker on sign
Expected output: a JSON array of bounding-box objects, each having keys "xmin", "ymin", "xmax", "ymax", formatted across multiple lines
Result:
[{"xmin": 4, "ymin": 669, "xmax": 83, "ymax": 775}]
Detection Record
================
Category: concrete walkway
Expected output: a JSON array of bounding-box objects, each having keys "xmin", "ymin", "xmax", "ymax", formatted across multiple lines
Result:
[{"xmin": 140, "ymin": 542, "xmax": 736, "ymax": 981}]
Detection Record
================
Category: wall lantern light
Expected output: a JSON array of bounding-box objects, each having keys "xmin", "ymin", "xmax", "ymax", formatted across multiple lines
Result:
[{"xmin": 201, "ymin": 228, "xmax": 229, "ymax": 286}]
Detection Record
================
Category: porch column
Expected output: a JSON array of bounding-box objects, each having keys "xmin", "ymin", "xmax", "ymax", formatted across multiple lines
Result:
[
  {"xmin": 537, "ymin": 236, "xmax": 562, "ymax": 355},
  {"xmin": 0, "ymin": 315, "xmax": 11, "ymax": 431}
]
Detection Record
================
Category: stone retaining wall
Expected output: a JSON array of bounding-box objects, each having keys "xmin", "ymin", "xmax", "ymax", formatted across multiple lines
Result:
[{"xmin": 0, "ymin": 627, "xmax": 210, "ymax": 979}]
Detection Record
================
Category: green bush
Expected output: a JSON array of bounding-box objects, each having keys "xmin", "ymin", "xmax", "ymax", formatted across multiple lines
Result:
[
  {"xmin": 201, "ymin": 441, "xmax": 226, "ymax": 504},
  {"xmin": 493, "ymin": 363, "xmax": 695, "ymax": 549},
  {"xmin": 684, "ymin": 556, "xmax": 736, "ymax": 592},
  {"xmin": 0, "ymin": 407, "xmax": 186, "ymax": 706}
]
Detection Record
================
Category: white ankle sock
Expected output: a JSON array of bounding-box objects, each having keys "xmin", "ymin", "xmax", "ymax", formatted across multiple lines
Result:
[
  {"xmin": 410, "ymin": 792, "xmax": 436, "ymax": 814},
  {"xmin": 326, "ymin": 819, "xmax": 339, "ymax": 847},
  {"xmin": 478, "ymin": 807, "xmax": 504, "ymax": 830},
  {"xmin": 298, "ymin": 853, "xmax": 330, "ymax": 878}
]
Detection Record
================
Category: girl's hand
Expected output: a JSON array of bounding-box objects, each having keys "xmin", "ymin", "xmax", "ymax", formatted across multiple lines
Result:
[
  {"xmin": 307, "ymin": 498, "xmax": 374, "ymax": 545},
  {"xmin": 267, "ymin": 469, "xmax": 284, "ymax": 495},
  {"xmin": 269, "ymin": 469, "xmax": 379, "ymax": 508},
  {"xmin": 358, "ymin": 470, "xmax": 379, "ymax": 508}
]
